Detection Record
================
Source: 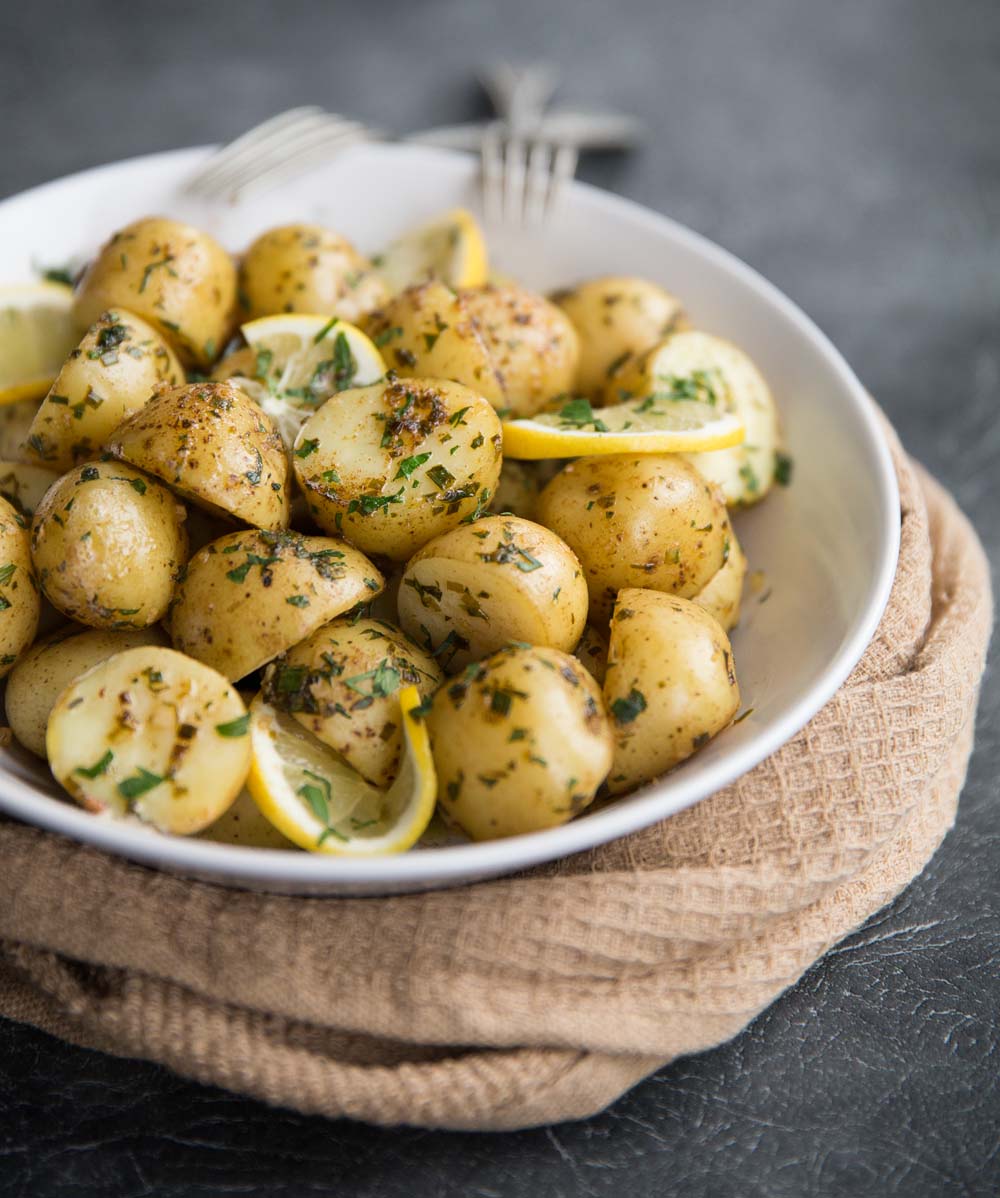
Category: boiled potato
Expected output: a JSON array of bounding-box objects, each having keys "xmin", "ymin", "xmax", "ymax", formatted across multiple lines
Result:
[
  {"xmin": 31, "ymin": 461, "xmax": 188, "ymax": 628},
  {"xmin": 73, "ymin": 217, "xmax": 237, "ymax": 368},
  {"xmin": 364, "ymin": 281, "xmax": 504, "ymax": 405},
  {"xmin": 458, "ymin": 284, "xmax": 579, "ymax": 417},
  {"xmin": 551, "ymin": 276, "xmax": 687, "ymax": 397},
  {"xmin": 397, "ymin": 515, "xmax": 588, "ymax": 673},
  {"xmin": 264, "ymin": 617, "xmax": 442, "ymax": 787},
  {"xmin": 46, "ymin": 645, "xmax": 251, "ymax": 834},
  {"xmin": 574, "ymin": 623, "xmax": 609, "ymax": 685},
  {"xmin": 611, "ymin": 331, "xmax": 779, "ymax": 506},
  {"xmin": 0, "ymin": 496, "xmax": 40, "ymax": 676},
  {"xmin": 5, "ymin": 624, "xmax": 168, "ymax": 756},
  {"xmin": 425, "ymin": 644, "xmax": 613, "ymax": 840},
  {"xmin": 168, "ymin": 529, "xmax": 383, "ymax": 681},
  {"xmin": 604, "ymin": 589, "xmax": 740, "ymax": 794},
  {"xmin": 108, "ymin": 381, "xmax": 290, "ymax": 530},
  {"xmin": 240, "ymin": 224, "xmax": 387, "ymax": 323},
  {"xmin": 692, "ymin": 528, "xmax": 747, "ymax": 632},
  {"xmin": 25, "ymin": 309, "xmax": 183, "ymax": 471},
  {"xmin": 536, "ymin": 454, "xmax": 730, "ymax": 624},
  {"xmin": 0, "ymin": 460, "xmax": 59, "ymax": 518},
  {"xmin": 199, "ymin": 788, "xmax": 297, "ymax": 849},
  {"xmin": 292, "ymin": 377, "xmax": 502, "ymax": 560},
  {"xmin": 0, "ymin": 398, "xmax": 39, "ymax": 459}
]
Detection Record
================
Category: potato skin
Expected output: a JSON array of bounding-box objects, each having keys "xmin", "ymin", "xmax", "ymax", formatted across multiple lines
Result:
[
  {"xmin": 0, "ymin": 496, "xmax": 40, "ymax": 676},
  {"xmin": 73, "ymin": 217, "xmax": 237, "ymax": 368},
  {"xmin": 46, "ymin": 645, "xmax": 251, "ymax": 834},
  {"xmin": 168, "ymin": 529, "xmax": 383, "ymax": 681},
  {"xmin": 604, "ymin": 589, "xmax": 739, "ymax": 795},
  {"xmin": 536, "ymin": 454, "xmax": 730, "ymax": 624},
  {"xmin": 426, "ymin": 645, "xmax": 613, "ymax": 840},
  {"xmin": 551, "ymin": 276, "xmax": 687, "ymax": 398},
  {"xmin": 0, "ymin": 460, "xmax": 59, "ymax": 519},
  {"xmin": 293, "ymin": 377, "xmax": 502, "ymax": 561},
  {"xmin": 265, "ymin": 617, "xmax": 443, "ymax": 787},
  {"xmin": 240, "ymin": 223, "xmax": 387, "ymax": 323},
  {"xmin": 398, "ymin": 514, "xmax": 588, "ymax": 673},
  {"xmin": 692, "ymin": 528, "xmax": 747, "ymax": 632},
  {"xmin": 25, "ymin": 309, "xmax": 183, "ymax": 472},
  {"xmin": 108, "ymin": 381, "xmax": 290, "ymax": 530},
  {"xmin": 5, "ymin": 624, "xmax": 168, "ymax": 757},
  {"xmin": 31, "ymin": 462, "xmax": 186, "ymax": 629},
  {"xmin": 364, "ymin": 281, "xmax": 504, "ymax": 405},
  {"xmin": 458, "ymin": 284, "xmax": 579, "ymax": 417}
]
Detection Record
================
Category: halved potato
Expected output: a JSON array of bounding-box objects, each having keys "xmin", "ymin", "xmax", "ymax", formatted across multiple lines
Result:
[
  {"xmin": 264, "ymin": 616, "xmax": 442, "ymax": 787},
  {"xmin": 108, "ymin": 381, "xmax": 290, "ymax": 530},
  {"xmin": 604, "ymin": 589, "xmax": 740, "ymax": 794},
  {"xmin": 239, "ymin": 223, "xmax": 387, "ymax": 323},
  {"xmin": 5, "ymin": 624, "xmax": 168, "ymax": 756},
  {"xmin": 0, "ymin": 460, "xmax": 59, "ymax": 519},
  {"xmin": 397, "ymin": 514, "xmax": 588, "ymax": 673},
  {"xmin": 536, "ymin": 453, "xmax": 730, "ymax": 624},
  {"xmin": 0, "ymin": 495, "xmax": 40, "ymax": 676},
  {"xmin": 46, "ymin": 645, "xmax": 251, "ymax": 834},
  {"xmin": 364, "ymin": 281, "xmax": 504, "ymax": 405},
  {"xmin": 692, "ymin": 528, "xmax": 747, "ymax": 632},
  {"xmin": 30, "ymin": 461, "xmax": 187, "ymax": 629},
  {"xmin": 425, "ymin": 644, "xmax": 613, "ymax": 841},
  {"xmin": 168, "ymin": 529, "xmax": 383, "ymax": 681},
  {"xmin": 612, "ymin": 331, "xmax": 780, "ymax": 506},
  {"xmin": 458, "ymin": 283, "xmax": 579, "ymax": 417},
  {"xmin": 551, "ymin": 276, "xmax": 688, "ymax": 397},
  {"xmin": 73, "ymin": 217, "xmax": 237, "ymax": 368},
  {"xmin": 292, "ymin": 377, "xmax": 502, "ymax": 560},
  {"xmin": 24, "ymin": 309, "xmax": 183, "ymax": 472}
]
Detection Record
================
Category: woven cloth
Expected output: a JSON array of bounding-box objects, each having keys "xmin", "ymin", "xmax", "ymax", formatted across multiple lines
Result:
[{"xmin": 0, "ymin": 423, "xmax": 992, "ymax": 1131}]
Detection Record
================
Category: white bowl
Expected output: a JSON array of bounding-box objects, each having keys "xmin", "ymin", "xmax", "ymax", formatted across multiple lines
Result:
[{"xmin": 0, "ymin": 143, "xmax": 899, "ymax": 895}]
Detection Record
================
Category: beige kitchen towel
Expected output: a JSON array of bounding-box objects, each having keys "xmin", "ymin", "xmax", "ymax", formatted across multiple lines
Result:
[{"xmin": 0, "ymin": 424, "xmax": 992, "ymax": 1131}]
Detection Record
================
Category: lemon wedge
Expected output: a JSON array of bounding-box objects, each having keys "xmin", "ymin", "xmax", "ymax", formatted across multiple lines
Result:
[
  {"xmin": 375, "ymin": 208, "xmax": 488, "ymax": 294},
  {"xmin": 238, "ymin": 313, "xmax": 386, "ymax": 446},
  {"xmin": 501, "ymin": 395, "xmax": 744, "ymax": 460},
  {"xmin": 0, "ymin": 283, "xmax": 78, "ymax": 406},
  {"xmin": 247, "ymin": 686, "xmax": 437, "ymax": 855}
]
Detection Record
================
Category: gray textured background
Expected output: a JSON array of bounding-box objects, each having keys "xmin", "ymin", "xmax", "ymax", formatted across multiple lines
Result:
[{"xmin": 1, "ymin": 0, "xmax": 998, "ymax": 1194}]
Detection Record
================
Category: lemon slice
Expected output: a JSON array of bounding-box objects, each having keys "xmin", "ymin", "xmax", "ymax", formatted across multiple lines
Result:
[
  {"xmin": 0, "ymin": 283, "xmax": 78, "ymax": 406},
  {"xmin": 375, "ymin": 208, "xmax": 488, "ymax": 294},
  {"xmin": 247, "ymin": 685, "xmax": 437, "ymax": 855},
  {"xmin": 501, "ymin": 395, "xmax": 744, "ymax": 460},
  {"xmin": 238, "ymin": 313, "xmax": 386, "ymax": 446}
]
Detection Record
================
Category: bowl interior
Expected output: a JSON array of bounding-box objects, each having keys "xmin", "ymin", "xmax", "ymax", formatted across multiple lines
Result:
[{"xmin": 0, "ymin": 143, "xmax": 898, "ymax": 893}]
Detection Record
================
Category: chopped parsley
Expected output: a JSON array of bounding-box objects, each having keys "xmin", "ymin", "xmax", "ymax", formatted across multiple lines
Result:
[
  {"xmin": 75, "ymin": 749, "xmax": 113, "ymax": 778},
  {"xmin": 611, "ymin": 688, "xmax": 647, "ymax": 725},
  {"xmin": 215, "ymin": 714, "xmax": 251, "ymax": 737}
]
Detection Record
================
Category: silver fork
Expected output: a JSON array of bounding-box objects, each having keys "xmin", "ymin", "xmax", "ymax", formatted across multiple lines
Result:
[
  {"xmin": 183, "ymin": 107, "xmax": 373, "ymax": 202},
  {"xmin": 480, "ymin": 128, "xmax": 578, "ymax": 227}
]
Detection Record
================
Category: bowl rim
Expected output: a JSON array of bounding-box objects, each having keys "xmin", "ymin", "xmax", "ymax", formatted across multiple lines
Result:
[{"xmin": 0, "ymin": 142, "xmax": 900, "ymax": 887}]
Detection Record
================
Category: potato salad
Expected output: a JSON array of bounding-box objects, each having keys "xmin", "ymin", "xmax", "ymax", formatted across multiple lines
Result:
[{"xmin": 0, "ymin": 207, "xmax": 790, "ymax": 854}]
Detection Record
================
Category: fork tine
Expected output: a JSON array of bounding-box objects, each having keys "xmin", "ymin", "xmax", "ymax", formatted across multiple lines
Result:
[
  {"xmin": 502, "ymin": 136, "xmax": 528, "ymax": 228},
  {"xmin": 195, "ymin": 113, "xmax": 350, "ymax": 196},
  {"xmin": 545, "ymin": 142, "xmax": 578, "ymax": 220},
  {"xmin": 480, "ymin": 126, "xmax": 504, "ymax": 225},
  {"xmin": 186, "ymin": 107, "xmax": 325, "ymax": 192},
  {"xmin": 524, "ymin": 141, "xmax": 553, "ymax": 226}
]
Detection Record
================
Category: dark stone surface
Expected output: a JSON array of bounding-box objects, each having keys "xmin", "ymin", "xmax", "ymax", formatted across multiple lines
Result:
[{"xmin": 1, "ymin": 0, "xmax": 997, "ymax": 1193}]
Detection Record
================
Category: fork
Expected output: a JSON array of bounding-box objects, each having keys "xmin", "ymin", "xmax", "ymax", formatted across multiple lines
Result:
[
  {"xmin": 480, "ymin": 127, "xmax": 579, "ymax": 227},
  {"xmin": 183, "ymin": 107, "xmax": 373, "ymax": 202}
]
